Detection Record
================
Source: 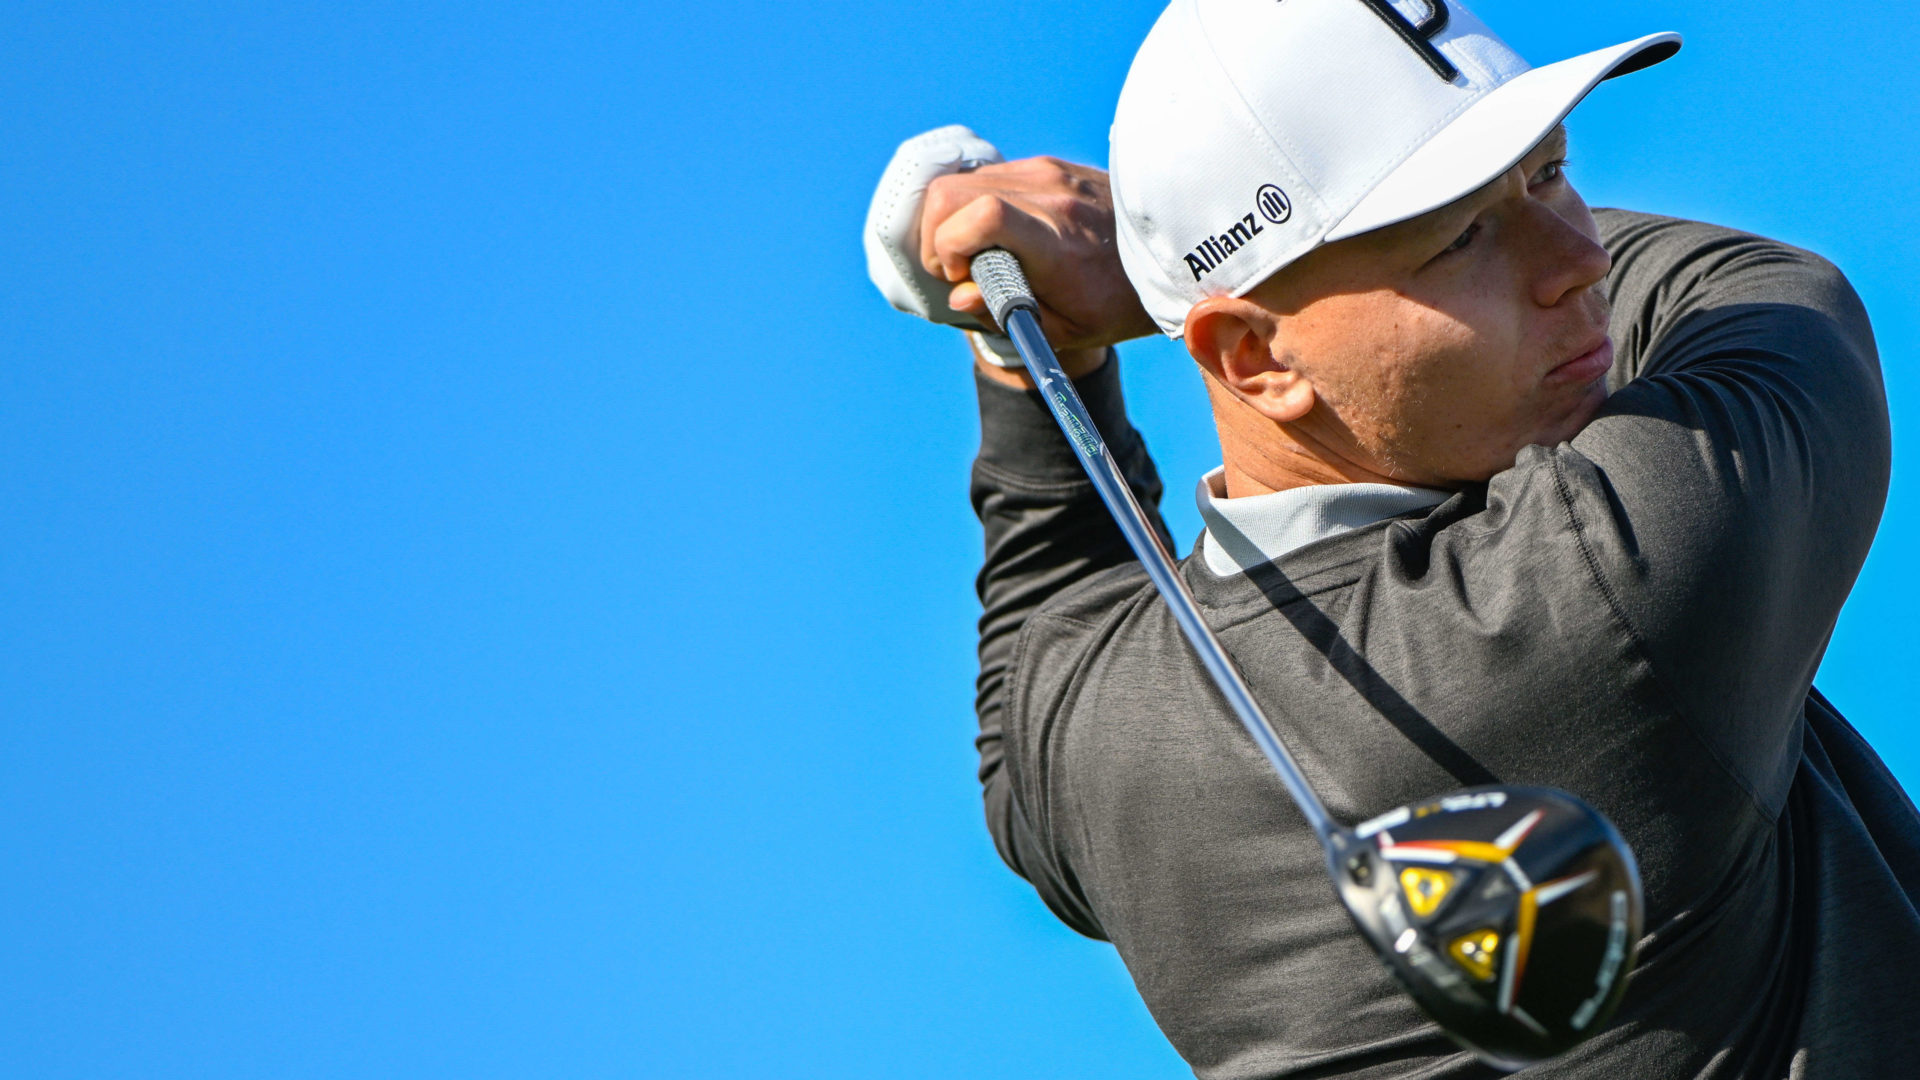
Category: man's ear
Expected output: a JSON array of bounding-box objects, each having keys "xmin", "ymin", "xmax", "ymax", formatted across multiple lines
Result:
[{"xmin": 1184, "ymin": 296, "xmax": 1317, "ymax": 423}]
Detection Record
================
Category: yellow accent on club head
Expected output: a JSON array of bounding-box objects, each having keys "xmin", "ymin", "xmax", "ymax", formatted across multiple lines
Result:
[
  {"xmin": 1511, "ymin": 890, "xmax": 1540, "ymax": 989},
  {"xmin": 1448, "ymin": 929, "xmax": 1501, "ymax": 982},
  {"xmin": 1433, "ymin": 840, "xmax": 1514, "ymax": 864},
  {"xmin": 1383, "ymin": 839, "xmax": 1512, "ymax": 864},
  {"xmin": 1399, "ymin": 866, "xmax": 1455, "ymax": 919}
]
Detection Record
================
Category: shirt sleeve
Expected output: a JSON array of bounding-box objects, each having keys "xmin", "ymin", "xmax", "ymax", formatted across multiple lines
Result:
[
  {"xmin": 1558, "ymin": 210, "xmax": 1889, "ymax": 814},
  {"xmin": 970, "ymin": 353, "xmax": 1169, "ymax": 940}
]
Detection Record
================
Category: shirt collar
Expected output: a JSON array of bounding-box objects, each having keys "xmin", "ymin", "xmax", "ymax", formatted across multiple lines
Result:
[{"xmin": 1195, "ymin": 467, "xmax": 1449, "ymax": 576}]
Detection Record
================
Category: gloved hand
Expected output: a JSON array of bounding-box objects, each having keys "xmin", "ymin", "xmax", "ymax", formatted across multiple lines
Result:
[
  {"xmin": 865, "ymin": 125, "xmax": 1003, "ymax": 330},
  {"xmin": 863, "ymin": 125, "xmax": 1025, "ymax": 366},
  {"xmin": 865, "ymin": 125, "xmax": 1157, "ymax": 369}
]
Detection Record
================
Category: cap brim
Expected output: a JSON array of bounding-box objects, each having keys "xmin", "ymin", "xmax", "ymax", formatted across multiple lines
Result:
[{"xmin": 1326, "ymin": 33, "xmax": 1681, "ymax": 243}]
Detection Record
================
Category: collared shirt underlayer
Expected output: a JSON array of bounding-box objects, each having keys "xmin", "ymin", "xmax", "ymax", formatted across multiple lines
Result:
[{"xmin": 1196, "ymin": 466, "xmax": 1449, "ymax": 576}]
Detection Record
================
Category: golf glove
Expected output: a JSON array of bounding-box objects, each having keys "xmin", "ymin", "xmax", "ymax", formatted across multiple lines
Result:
[{"xmin": 864, "ymin": 125, "xmax": 1025, "ymax": 368}]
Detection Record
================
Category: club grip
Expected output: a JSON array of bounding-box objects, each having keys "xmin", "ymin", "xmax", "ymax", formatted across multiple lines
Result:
[{"xmin": 970, "ymin": 248, "xmax": 1039, "ymax": 330}]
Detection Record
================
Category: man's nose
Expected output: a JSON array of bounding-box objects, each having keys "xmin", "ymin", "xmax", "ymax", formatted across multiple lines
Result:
[{"xmin": 1525, "ymin": 201, "xmax": 1611, "ymax": 309}]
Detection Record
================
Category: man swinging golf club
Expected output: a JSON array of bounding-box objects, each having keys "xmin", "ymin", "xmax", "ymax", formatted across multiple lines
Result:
[{"xmin": 865, "ymin": 1, "xmax": 1920, "ymax": 1075}]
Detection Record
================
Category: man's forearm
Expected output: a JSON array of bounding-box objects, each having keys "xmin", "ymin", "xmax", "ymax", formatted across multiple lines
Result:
[
  {"xmin": 969, "ymin": 351, "xmax": 1167, "ymax": 932},
  {"xmin": 970, "ymin": 351, "xmax": 1166, "ymax": 677}
]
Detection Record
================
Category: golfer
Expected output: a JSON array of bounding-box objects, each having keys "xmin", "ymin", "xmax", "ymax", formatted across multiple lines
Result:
[{"xmin": 866, "ymin": 1, "xmax": 1920, "ymax": 1075}]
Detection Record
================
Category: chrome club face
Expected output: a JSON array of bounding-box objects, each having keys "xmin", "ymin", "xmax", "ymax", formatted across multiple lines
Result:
[{"xmin": 1328, "ymin": 787, "xmax": 1644, "ymax": 1070}]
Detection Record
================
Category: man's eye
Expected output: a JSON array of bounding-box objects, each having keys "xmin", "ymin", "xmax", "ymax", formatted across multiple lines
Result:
[
  {"xmin": 1440, "ymin": 222, "xmax": 1480, "ymax": 256},
  {"xmin": 1532, "ymin": 158, "xmax": 1569, "ymax": 187}
]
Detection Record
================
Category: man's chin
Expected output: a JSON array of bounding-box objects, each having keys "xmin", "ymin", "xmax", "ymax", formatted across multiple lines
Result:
[
  {"xmin": 1542, "ymin": 377, "xmax": 1611, "ymax": 446},
  {"xmin": 1470, "ymin": 381, "xmax": 1613, "ymax": 482}
]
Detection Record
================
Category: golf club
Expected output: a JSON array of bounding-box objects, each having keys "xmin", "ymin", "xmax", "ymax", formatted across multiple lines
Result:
[{"xmin": 969, "ymin": 247, "xmax": 1645, "ymax": 1070}]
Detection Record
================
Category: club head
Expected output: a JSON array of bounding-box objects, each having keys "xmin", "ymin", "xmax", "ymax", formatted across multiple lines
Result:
[{"xmin": 1326, "ymin": 786, "xmax": 1643, "ymax": 1070}]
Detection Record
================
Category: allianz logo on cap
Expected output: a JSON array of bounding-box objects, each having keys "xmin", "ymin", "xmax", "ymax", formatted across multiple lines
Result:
[{"xmin": 1183, "ymin": 184, "xmax": 1292, "ymax": 283}]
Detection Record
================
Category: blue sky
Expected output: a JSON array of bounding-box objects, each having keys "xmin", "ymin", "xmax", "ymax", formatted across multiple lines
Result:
[{"xmin": 3, "ymin": 2, "xmax": 1915, "ymax": 1076}]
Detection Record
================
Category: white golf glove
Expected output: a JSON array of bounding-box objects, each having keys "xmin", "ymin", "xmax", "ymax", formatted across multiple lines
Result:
[{"xmin": 863, "ymin": 124, "xmax": 1025, "ymax": 368}]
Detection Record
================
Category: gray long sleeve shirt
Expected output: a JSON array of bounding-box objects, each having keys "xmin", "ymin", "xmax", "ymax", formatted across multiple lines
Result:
[{"xmin": 969, "ymin": 211, "xmax": 1920, "ymax": 1078}]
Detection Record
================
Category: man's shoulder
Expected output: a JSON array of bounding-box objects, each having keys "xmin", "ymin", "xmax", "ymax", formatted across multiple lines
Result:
[
  {"xmin": 1007, "ymin": 558, "xmax": 1166, "ymax": 711},
  {"xmin": 1594, "ymin": 207, "xmax": 1755, "ymax": 253},
  {"xmin": 1592, "ymin": 208, "xmax": 1838, "ymax": 274},
  {"xmin": 1591, "ymin": 208, "xmax": 1854, "ymax": 363},
  {"xmin": 1026, "ymin": 558, "xmax": 1155, "ymax": 636}
]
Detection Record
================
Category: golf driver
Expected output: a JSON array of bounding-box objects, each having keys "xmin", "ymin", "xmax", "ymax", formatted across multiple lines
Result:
[{"xmin": 969, "ymin": 247, "xmax": 1644, "ymax": 1070}]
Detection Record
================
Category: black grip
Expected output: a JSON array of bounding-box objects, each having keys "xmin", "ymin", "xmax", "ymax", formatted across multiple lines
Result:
[{"xmin": 970, "ymin": 248, "xmax": 1039, "ymax": 329}]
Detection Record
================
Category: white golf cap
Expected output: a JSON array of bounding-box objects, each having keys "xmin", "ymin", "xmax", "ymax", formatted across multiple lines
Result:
[{"xmin": 1110, "ymin": 0, "xmax": 1680, "ymax": 337}]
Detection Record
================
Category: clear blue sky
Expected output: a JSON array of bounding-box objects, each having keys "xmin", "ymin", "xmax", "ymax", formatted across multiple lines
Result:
[{"xmin": 2, "ymin": 2, "xmax": 1914, "ymax": 1076}]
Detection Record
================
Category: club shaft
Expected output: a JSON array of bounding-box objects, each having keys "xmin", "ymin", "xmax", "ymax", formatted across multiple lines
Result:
[{"xmin": 1000, "ymin": 304, "xmax": 1337, "ymax": 841}]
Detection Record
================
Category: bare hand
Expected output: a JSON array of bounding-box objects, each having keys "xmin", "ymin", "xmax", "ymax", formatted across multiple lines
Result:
[{"xmin": 919, "ymin": 157, "xmax": 1157, "ymax": 353}]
